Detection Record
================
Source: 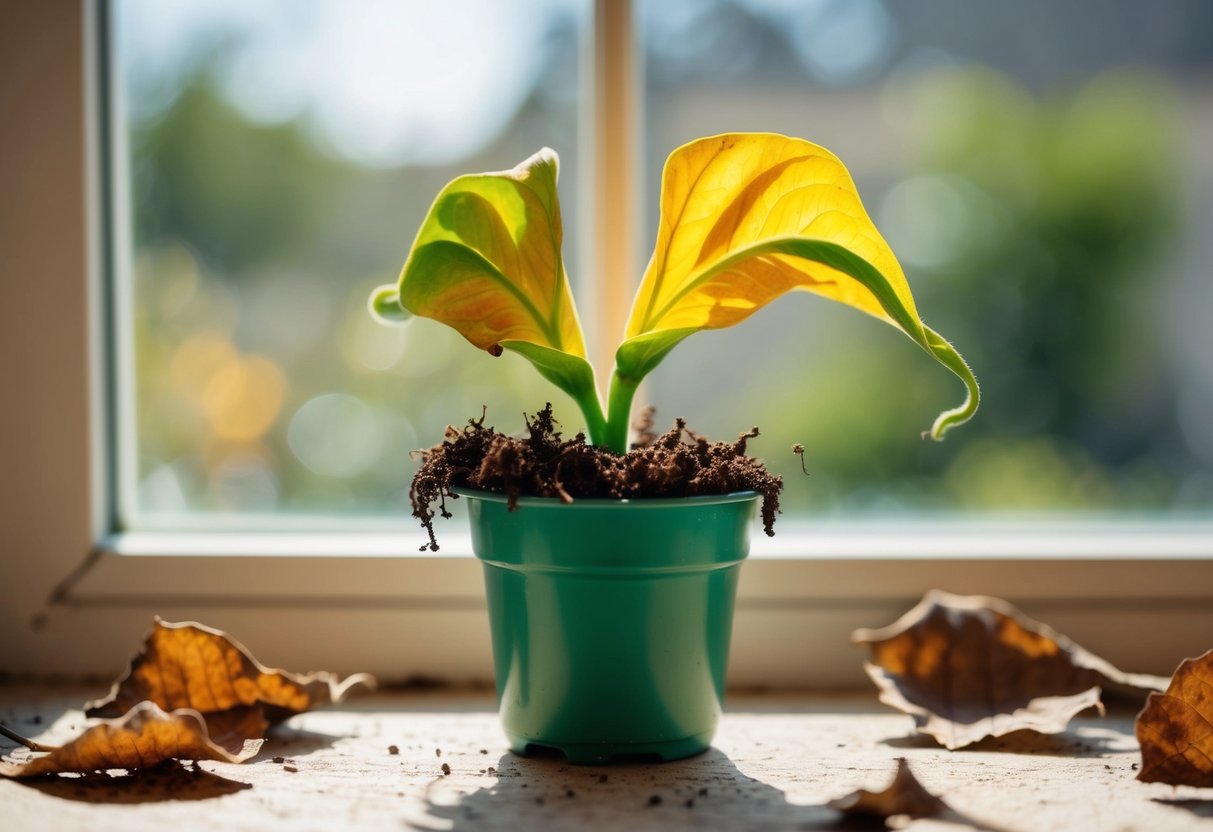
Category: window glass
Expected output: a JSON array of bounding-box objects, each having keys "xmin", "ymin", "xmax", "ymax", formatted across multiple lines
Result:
[
  {"xmin": 114, "ymin": 0, "xmax": 586, "ymax": 525},
  {"xmin": 641, "ymin": 0, "xmax": 1213, "ymax": 517}
]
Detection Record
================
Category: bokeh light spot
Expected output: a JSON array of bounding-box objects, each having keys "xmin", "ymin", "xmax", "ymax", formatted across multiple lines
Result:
[
  {"xmin": 287, "ymin": 393, "xmax": 385, "ymax": 478},
  {"xmin": 201, "ymin": 355, "xmax": 287, "ymax": 441}
]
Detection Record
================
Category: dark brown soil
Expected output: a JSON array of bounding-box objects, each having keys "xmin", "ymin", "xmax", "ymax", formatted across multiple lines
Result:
[{"xmin": 409, "ymin": 404, "xmax": 783, "ymax": 551}]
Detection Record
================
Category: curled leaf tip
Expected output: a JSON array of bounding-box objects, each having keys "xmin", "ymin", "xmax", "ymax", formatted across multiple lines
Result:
[
  {"xmin": 531, "ymin": 146, "xmax": 559, "ymax": 167},
  {"xmin": 505, "ymin": 147, "xmax": 560, "ymax": 188},
  {"xmin": 369, "ymin": 283, "xmax": 412, "ymax": 326},
  {"xmin": 922, "ymin": 324, "xmax": 981, "ymax": 441}
]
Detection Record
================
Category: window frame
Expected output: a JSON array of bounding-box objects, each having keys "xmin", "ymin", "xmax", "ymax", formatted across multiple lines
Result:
[{"xmin": 0, "ymin": 0, "xmax": 1209, "ymax": 687}]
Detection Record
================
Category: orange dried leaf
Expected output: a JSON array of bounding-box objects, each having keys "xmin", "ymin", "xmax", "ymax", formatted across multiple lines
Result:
[
  {"xmin": 0, "ymin": 702, "xmax": 262, "ymax": 778},
  {"xmin": 85, "ymin": 618, "xmax": 373, "ymax": 729},
  {"xmin": 1136, "ymin": 649, "xmax": 1213, "ymax": 787},
  {"xmin": 827, "ymin": 758, "xmax": 948, "ymax": 821},
  {"xmin": 853, "ymin": 590, "xmax": 1166, "ymax": 749}
]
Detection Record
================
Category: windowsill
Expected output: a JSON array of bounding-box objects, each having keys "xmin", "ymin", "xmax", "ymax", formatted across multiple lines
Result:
[
  {"xmin": 84, "ymin": 521, "xmax": 1213, "ymax": 608},
  {"xmin": 1, "ymin": 683, "xmax": 1208, "ymax": 831},
  {"xmin": 28, "ymin": 521, "xmax": 1205, "ymax": 687},
  {"xmin": 101, "ymin": 518, "xmax": 1213, "ymax": 560}
]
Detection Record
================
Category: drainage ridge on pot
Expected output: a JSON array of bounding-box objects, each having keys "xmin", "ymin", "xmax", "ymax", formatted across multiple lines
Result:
[{"xmin": 457, "ymin": 488, "xmax": 760, "ymax": 765}]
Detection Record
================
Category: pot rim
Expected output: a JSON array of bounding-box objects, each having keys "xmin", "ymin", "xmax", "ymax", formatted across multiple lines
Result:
[{"xmin": 451, "ymin": 486, "xmax": 760, "ymax": 509}]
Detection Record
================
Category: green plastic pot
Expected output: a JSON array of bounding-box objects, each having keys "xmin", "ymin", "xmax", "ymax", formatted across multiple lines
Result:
[{"xmin": 460, "ymin": 488, "xmax": 758, "ymax": 765}]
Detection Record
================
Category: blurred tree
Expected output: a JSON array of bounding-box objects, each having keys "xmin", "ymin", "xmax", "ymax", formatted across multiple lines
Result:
[
  {"xmin": 746, "ymin": 66, "xmax": 1186, "ymax": 513},
  {"xmin": 131, "ymin": 78, "xmax": 350, "ymax": 275},
  {"xmin": 907, "ymin": 68, "xmax": 1183, "ymax": 500},
  {"xmin": 126, "ymin": 66, "xmax": 581, "ymax": 517}
]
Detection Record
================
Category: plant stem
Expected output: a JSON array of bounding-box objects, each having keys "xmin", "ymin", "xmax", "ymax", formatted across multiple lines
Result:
[
  {"xmin": 0, "ymin": 722, "xmax": 57, "ymax": 753},
  {"xmin": 603, "ymin": 369, "xmax": 640, "ymax": 454},
  {"xmin": 576, "ymin": 392, "xmax": 609, "ymax": 449}
]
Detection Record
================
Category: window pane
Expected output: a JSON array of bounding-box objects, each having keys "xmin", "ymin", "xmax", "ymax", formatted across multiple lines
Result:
[
  {"xmin": 641, "ymin": 0, "xmax": 1213, "ymax": 516},
  {"xmin": 113, "ymin": 0, "xmax": 586, "ymax": 525}
]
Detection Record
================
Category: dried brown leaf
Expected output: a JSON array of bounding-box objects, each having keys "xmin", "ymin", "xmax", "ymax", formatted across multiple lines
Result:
[
  {"xmin": 85, "ymin": 618, "xmax": 374, "ymax": 731},
  {"xmin": 853, "ymin": 590, "xmax": 1166, "ymax": 749},
  {"xmin": 1136, "ymin": 649, "xmax": 1213, "ymax": 787},
  {"xmin": 828, "ymin": 758, "xmax": 948, "ymax": 821},
  {"xmin": 0, "ymin": 702, "xmax": 262, "ymax": 778}
]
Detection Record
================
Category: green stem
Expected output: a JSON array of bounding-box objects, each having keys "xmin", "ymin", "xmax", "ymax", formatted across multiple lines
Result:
[
  {"xmin": 577, "ymin": 390, "xmax": 609, "ymax": 449},
  {"xmin": 603, "ymin": 369, "xmax": 640, "ymax": 454}
]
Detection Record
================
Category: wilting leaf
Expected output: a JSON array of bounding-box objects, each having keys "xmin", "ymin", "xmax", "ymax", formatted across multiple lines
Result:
[
  {"xmin": 1136, "ymin": 650, "xmax": 1213, "ymax": 787},
  {"xmin": 853, "ymin": 590, "xmax": 1166, "ymax": 749},
  {"xmin": 86, "ymin": 618, "xmax": 373, "ymax": 732},
  {"xmin": 0, "ymin": 702, "xmax": 262, "ymax": 777},
  {"xmin": 369, "ymin": 149, "xmax": 601, "ymax": 434},
  {"xmin": 828, "ymin": 758, "xmax": 948, "ymax": 822},
  {"xmin": 618, "ymin": 133, "xmax": 979, "ymax": 439}
]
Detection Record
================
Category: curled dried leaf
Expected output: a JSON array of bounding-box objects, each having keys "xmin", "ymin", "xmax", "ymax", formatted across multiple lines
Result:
[
  {"xmin": 827, "ymin": 758, "xmax": 948, "ymax": 822},
  {"xmin": 1136, "ymin": 649, "xmax": 1213, "ymax": 787},
  {"xmin": 86, "ymin": 618, "xmax": 374, "ymax": 729},
  {"xmin": 0, "ymin": 702, "xmax": 262, "ymax": 778},
  {"xmin": 853, "ymin": 590, "xmax": 1166, "ymax": 749}
]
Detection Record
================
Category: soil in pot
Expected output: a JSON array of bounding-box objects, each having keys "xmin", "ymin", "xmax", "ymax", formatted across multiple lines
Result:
[{"xmin": 409, "ymin": 404, "xmax": 784, "ymax": 551}]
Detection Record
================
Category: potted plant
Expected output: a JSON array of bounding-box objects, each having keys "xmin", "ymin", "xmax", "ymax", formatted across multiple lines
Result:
[{"xmin": 370, "ymin": 133, "xmax": 979, "ymax": 764}]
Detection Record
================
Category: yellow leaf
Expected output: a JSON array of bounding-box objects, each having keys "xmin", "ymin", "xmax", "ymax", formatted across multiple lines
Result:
[
  {"xmin": 620, "ymin": 133, "xmax": 978, "ymax": 439},
  {"xmin": 371, "ymin": 148, "xmax": 603, "ymax": 438}
]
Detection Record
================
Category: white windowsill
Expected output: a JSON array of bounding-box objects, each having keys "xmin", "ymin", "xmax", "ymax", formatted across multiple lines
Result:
[
  {"xmin": 16, "ymin": 521, "xmax": 1209, "ymax": 688},
  {"xmin": 71, "ymin": 522, "xmax": 1213, "ymax": 611},
  {"xmin": 101, "ymin": 519, "xmax": 1213, "ymax": 561}
]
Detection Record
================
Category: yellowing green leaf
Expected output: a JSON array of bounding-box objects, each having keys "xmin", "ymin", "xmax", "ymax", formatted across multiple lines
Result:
[
  {"xmin": 618, "ymin": 133, "xmax": 978, "ymax": 439},
  {"xmin": 370, "ymin": 149, "xmax": 603, "ymax": 436}
]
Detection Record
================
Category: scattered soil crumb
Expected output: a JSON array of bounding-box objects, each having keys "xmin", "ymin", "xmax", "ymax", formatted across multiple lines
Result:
[
  {"xmin": 435, "ymin": 748, "xmax": 442, "ymax": 757},
  {"xmin": 648, "ymin": 795, "xmax": 662, "ymax": 807},
  {"xmin": 388, "ymin": 745, "xmax": 399, "ymax": 755},
  {"xmin": 411, "ymin": 404, "xmax": 783, "ymax": 551},
  {"xmin": 598, "ymin": 774, "xmax": 609, "ymax": 784},
  {"xmin": 685, "ymin": 799, "xmax": 695, "ymax": 809},
  {"xmin": 566, "ymin": 789, "xmax": 576, "ymax": 798},
  {"xmin": 272, "ymin": 756, "xmax": 285, "ymax": 764},
  {"xmin": 283, "ymin": 765, "xmax": 298, "ymax": 773},
  {"xmin": 487, "ymin": 767, "xmax": 496, "ymax": 775},
  {"xmin": 698, "ymin": 787, "xmax": 708, "ymax": 796},
  {"xmin": 480, "ymin": 749, "xmax": 488, "ymax": 755},
  {"xmin": 441, "ymin": 763, "xmax": 451, "ymax": 775}
]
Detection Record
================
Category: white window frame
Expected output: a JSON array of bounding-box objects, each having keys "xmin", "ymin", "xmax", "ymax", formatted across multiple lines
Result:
[{"xmin": 1, "ymin": 0, "xmax": 1209, "ymax": 689}]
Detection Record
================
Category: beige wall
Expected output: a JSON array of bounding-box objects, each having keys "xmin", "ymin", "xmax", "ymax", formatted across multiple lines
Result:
[{"xmin": 0, "ymin": 1, "xmax": 98, "ymax": 673}]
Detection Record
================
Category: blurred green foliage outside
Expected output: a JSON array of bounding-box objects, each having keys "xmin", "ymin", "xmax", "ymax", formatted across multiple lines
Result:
[
  {"xmin": 121, "ymin": 2, "xmax": 1212, "ymax": 524},
  {"xmin": 740, "ymin": 68, "xmax": 1204, "ymax": 516}
]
